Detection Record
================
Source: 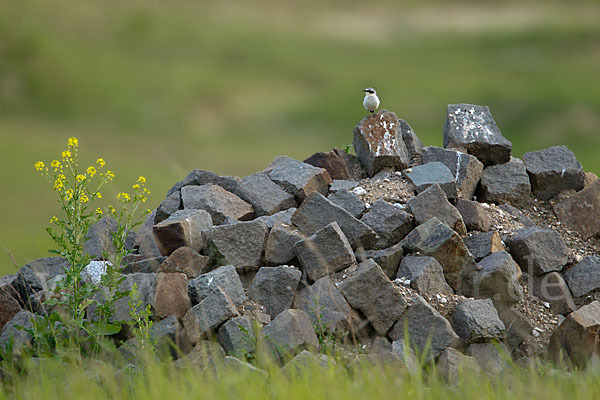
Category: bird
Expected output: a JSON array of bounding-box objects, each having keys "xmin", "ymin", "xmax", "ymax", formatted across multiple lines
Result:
[{"xmin": 363, "ymin": 87, "xmax": 380, "ymax": 113}]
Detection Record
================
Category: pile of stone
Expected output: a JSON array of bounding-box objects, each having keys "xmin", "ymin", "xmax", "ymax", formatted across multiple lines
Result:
[{"xmin": 2, "ymin": 103, "xmax": 600, "ymax": 377}]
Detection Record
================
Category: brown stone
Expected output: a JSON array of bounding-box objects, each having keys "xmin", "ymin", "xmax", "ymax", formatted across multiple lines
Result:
[
  {"xmin": 154, "ymin": 273, "xmax": 192, "ymax": 319},
  {"xmin": 584, "ymin": 172, "xmax": 598, "ymax": 188},
  {"xmin": 353, "ymin": 110, "xmax": 410, "ymax": 176},
  {"xmin": 158, "ymin": 246, "xmax": 210, "ymax": 278},
  {"xmin": 550, "ymin": 301, "xmax": 600, "ymax": 366},
  {"xmin": 304, "ymin": 150, "xmax": 353, "ymax": 180},
  {"xmin": 152, "ymin": 209, "xmax": 213, "ymax": 256},
  {"xmin": 456, "ymin": 199, "xmax": 491, "ymax": 232},
  {"xmin": 0, "ymin": 286, "xmax": 21, "ymax": 331},
  {"xmin": 553, "ymin": 180, "xmax": 600, "ymax": 239}
]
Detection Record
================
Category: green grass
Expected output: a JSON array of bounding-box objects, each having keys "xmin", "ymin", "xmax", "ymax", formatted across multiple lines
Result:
[
  {"xmin": 1, "ymin": 0, "xmax": 600, "ymax": 273},
  {"xmin": 2, "ymin": 354, "xmax": 600, "ymax": 400}
]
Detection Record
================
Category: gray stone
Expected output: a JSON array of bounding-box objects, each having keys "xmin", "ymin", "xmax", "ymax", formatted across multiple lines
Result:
[
  {"xmin": 265, "ymin": 156, "xmax": 331, "ymax": 203},
  {"xmin": 255, "ymin": 208, "xmax": 296, "ymax": 229},
  {"xmin": 361, "ymin": 198, "xmax": 414, "ymax": 248},
  {"xmin": 133, "ymin": 211, "xmax": 164, "ymax": 264},
  {"xmin": 84, "ymin": 216, "xmax": 135, "ymax": 259},
  {"xmin": 152, "ymin": 209, "xmax": 213, "ymax": 256},
  {"xmin": 399, "ymin": 118, "xmax": 424, "ymax": 163},
  {"xmin": 355, "ymin": 241, "xmax": 404, "ymax": 279},
  {"xmin": 474, "ymin": 251, "xmax": 523, "ymax": 309},
  {"xmin": 172, "ymin": 341, "xmax": 226, "ymax": 370},
  {"xmin": 456, "ymin": 199, "xmax": 491, "ymax": 232},
  {"xmin": 532, "ymin": 272, "xmax": 576, "ymax": 315},
  {"xmin": 498, "ymin": 308, "xmax": 539, "ymax": 359},
  {"xmin": 443, "ymin": 104, "xmax": 512, "ymax": 166},
  {"xmin": 222, "ymin": 356, "xmax": 268, "ymax": 378},
  {"xmin": 167, "ymin": 169, "xmax": 240, "ymax": 198},
  {"xmin": 465, "ymin": 233, "xmax": 507, "ymax": 267},
  {"xmin": 505, "ymin": 227, "xmax": 567, "ymax": 276},
  {"xmin": 235, "ymin": 172, "xmax": 297, "ymax": 217},
  {"xmin": 329, "ymin": 180, "xmax": 358, "ymax": 193},
  {"xmin": 421, "ymin": 146, "xmax": 484, "ymax": 199},
  {"xmin": 452, "ymin": 298, "xmax": 505, "ymax": 343},
  {"xmin": 15, "ymin": 257, "xmax": 68, "ymax": 309},
  {"xmin": 407, "ymin": 184, "xmax": 466, "ymax": 236},
  {"xmin": 250, "ymin": 266, "xmax": 301, "ymax": 318},
  {"xmin": 0, "ymin": 310, "xmax": 35, "ymax": 356},
  {"xmin": 404, "ymin": 162, "xmax": 457, "ymax": 200},
  {"xmin": 340, "ymin": 259, "xmax": 407, "ymax": 335},
  {"xmin": 188, "ymin": 265, "xmax": 247, "ymax": 306},
  {"xmin": 550, "ymin": 301, "xmax": 600, "ymax": 367},
  {"xmin": 155, "ymin": 191, "xmax": 181, "ymax": 224},
  {"xmin": 182, "ymin": 287, "xmax": 240, "ymax": 344},
  {"xmin": 281, "ymin": 350, "xmax": 332, "ymax": 375},
  {"xmin": 352, "ymin": 110, "xmax": 410, "ymax": 176},
  {"xmin": 294, "ymin": 222, "xmax": 356, "ymax": 281},
  {"xmin": 564, "ymin": 256, "xmax": 600, "ymax": 298},
  {"xmin": 328, "ymin": 189, "xmax": 365, "ymax": 218},
  {"xmin": 553, "ymin": 180, "xmax": 600, "ymax": 240},
  {"xmin": 217, "ymin": 316, "xmax": 255, "ymax": 357},
  {"xmin": 401, "ymin": 218, "xmax": 478, "ymax": 296},
  {"xmin": 181, "ymin": 184, "xmax": 254, "ymax": 225},
  {"xmin": 389, "ymin": 297, "xmax": 459, "ymax": 359},
  {"xmin": 523, "ymin": 145, "xmax": 585, "ymax": 201},
  {"xmin": 499, "ymin": 307, "xmax": 541, "ymax": 359},
  {"xmin": 205, "ymin": 220, "xmax": 269, "ymax": 269},
  {"xmin": 396, "ymin": 256, "xmax": 454, "ymax": 296},
  {"xmin": 262, "ymin": 309, "xmax": 319, "ymax": 358},
  {"xmin": 291, "ymin": 192, "xmax": 377, "ymax": 250},
  {"xmin": 293, "ymin": 276, "xmax": 359, "ymax": 332},
  {"xmin": 121, "ymin": 254, "xmax": 166, "ymax": 274},
  {"xmin": 467, "ymin": 342, "xmax": 508, "ymax": 375},
  {"xmin": 478, "ymin": 157, "xmax": 532, "ymax": 207},
  {"xmin": 264, "ymin": 223, "xmax": 305, "ymax": 266},
  {"xmin": 150, "ymin": 315, "xmax": 192, "ymax": 357},
  {"xmin": 157, "ymin": 246, "xmax": 210, "ymax": 278},
  {"xmin": 436, "ymin": 348, "xmax": 480, "ymax": 382}
]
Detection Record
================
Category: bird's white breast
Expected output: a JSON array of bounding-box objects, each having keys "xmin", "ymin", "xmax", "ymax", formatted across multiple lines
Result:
[{"xmin": 363, "ymin": 94, "xmax": 380, "ymax": 112}]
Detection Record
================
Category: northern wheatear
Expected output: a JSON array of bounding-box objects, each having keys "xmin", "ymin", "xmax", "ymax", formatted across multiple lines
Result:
[{"xmin": 363, "ymin": 87, "xmax": 380, "ymax": 113}]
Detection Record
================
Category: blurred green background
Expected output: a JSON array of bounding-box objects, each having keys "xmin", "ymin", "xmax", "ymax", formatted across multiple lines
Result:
[{"xmin": 1, "ymin": 0, "xmax": 599, "ymax": 275}]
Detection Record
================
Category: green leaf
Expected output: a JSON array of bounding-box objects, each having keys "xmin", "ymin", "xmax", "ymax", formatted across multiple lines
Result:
[
  {"xmin": 90, "ymin": 321, "xmax": 122, "ymax": 336},
  {"xmin": 43, "ymin": 298, "xmax": 59, "ymax": 306}
]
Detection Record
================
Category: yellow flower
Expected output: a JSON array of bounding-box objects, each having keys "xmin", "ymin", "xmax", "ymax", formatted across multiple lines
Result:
[
  {"xmin": 146, "ymin": 209, "xmax": 152, "ymax": 214},
  {"xmin": 108, "ymin": 205, "xmax": 116, "ymax": 214},
  {"xmin": 80, "ymin": 194, "xmax": 89, "ymax": 204},
  {"xmin": 118, "ymin": 192, "xmax": 131, "ymax": 202},
  {"xmin": 53, "ymin": 179, "xmax": 64, "ymax": 191},
  {"xmin": 95, "ymin": 208, "xmax": 103, "ymax": 216},
  {"xmin": 137, "ymin": 176, "xmax": 146, "ymax": 184},
  {"xmin": 67, "ymin": 137, "xmax": 78, "ymax": 148},
  {"xmin": 76, "ymin": 174, "xmax": 86, "ymax": 183},
  {"xmin": 34, "ymin": 161, "xmax": 45, "ymax": 171},
  {"xmin": 61, "ymin": 150, "xmax": 71, "ymax": 160},
  {"xmin": 86, "ymin": 166, "xmax": 96, "ymax": 177},
  {"xmin": 96, "ymin": 158, "xmax": 105, "ymax": 168},
  {"xmin": 106, "ymin": 170, "xmax": 115, "ymax": 180},
  {"xmin": 143, "ymin": 188, "xmax": 150, "ymax": 194},
  {"xmin": 96, "ymin": 192, "xmax": 102, "ymax": 199},
  {"xmin": 132, "ymin": 183, "xmax": 140, "ymax": 190},
  {"xmin": 49, "ymin": 216, "xmax": 58, "ymax": 224},
  {"xmin": 65, "ymin": 189, "xmax": 74, "ymax": 200},
  {"xmin": 51, "ymin": 160, "xmax": 61, "ymax": 169},
  {"xmin": 140, "ymin": 195, "xmax": 147, "ymax": 203}
]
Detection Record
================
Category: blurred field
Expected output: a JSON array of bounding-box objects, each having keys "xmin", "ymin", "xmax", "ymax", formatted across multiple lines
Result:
[{"xmin": 1, "ymin": 0, "xmax": 599, "ymax": 274}]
